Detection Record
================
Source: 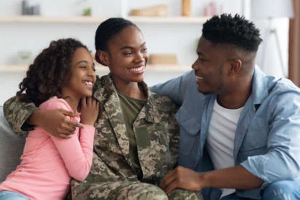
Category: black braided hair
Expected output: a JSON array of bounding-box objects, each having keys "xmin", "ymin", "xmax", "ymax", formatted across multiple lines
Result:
[
  {"xmin": 94, "ymin": 18, "xmax": 139, "ymax": 64},
  {"xmin": 202, "ymin": 14, "xmax": 262, "ymax": 52},
  {"xmin": 16, "ymin": 38, "xmax": 88, "ymax": 106}
]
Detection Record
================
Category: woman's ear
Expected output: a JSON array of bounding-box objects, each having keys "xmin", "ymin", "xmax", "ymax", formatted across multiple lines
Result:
[{"xmin": 98, "ymin": 50, "xmax": 110, "ymax": 66}]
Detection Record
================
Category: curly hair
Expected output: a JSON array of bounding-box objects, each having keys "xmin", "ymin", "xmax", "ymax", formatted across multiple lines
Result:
[
  {"xmin": 94, "ymin": 18, "xmax": 139, "ymax": 64},
  {"xmin": 16, "ymin": 38, "xmax": 88, "ymax": 106},
  {"xmin": 202, "ymin": 14, "xmax": 262, "ymax": 52}
]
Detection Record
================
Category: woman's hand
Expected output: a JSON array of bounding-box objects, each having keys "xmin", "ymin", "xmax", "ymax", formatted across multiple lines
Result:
[
  {"xmin": 30, "ymin": 109, "xmax": 82, "ymax": 139},
  {"xmin": 80, "ymin": 97, "xmax": 99, "ymax": 126}
]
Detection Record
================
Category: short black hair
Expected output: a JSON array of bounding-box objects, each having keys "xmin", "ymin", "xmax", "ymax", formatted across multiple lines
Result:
[
  {"xmin": 17, "ymin": 38, "xmax": 88, "ymax": 106},
  {"xmin": 95, "ymin": 18, "xmax": 138, "ymax": 51},
  {"xmin": 94, "ymin": 18, "xmax": 139, "ymax": 64},
  {"xmin": 202, "ymin": 14, "xmax": 262, "ymax": 52}
]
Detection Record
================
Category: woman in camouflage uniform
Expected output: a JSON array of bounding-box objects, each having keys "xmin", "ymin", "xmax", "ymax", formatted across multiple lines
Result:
[{"xmin": 4, "ymin": 18, "xmax": 203, "ymax": 200}]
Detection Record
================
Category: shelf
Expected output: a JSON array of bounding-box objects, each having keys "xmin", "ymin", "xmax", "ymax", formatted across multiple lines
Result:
[
  {"xmin": 0, "ymin": 16, "xmax": 208, "ymax": 24},
  {"xmin": 0, "ymin": 65, "xmax": 191, "ymax": 73},
  {"xmin": 128, "ymin": 16, "xmax": 209, "ymax": 24}
]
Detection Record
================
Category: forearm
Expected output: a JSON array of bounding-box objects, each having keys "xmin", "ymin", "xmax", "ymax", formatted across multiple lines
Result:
[
  {"xmin": 3, "ymin": 96, "xmax": 37, "ymax": 135},
  {"xmin": 202, "ymin": 165, "xmax": 263, "ymax": 190},
  {"xmin": 27, "ymin": 109, "xmax": 46, "ymax": 126}
]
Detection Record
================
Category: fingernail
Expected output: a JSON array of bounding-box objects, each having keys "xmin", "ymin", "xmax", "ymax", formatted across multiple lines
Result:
[{"xmin": 77, "ymin": 122, "xmax": 84, "ymax": 128}]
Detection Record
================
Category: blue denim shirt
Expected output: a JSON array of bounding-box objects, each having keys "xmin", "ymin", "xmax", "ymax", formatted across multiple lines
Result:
[{"xmin": 151, "ymin": 67, "xmax": 300, "ymax": 199}]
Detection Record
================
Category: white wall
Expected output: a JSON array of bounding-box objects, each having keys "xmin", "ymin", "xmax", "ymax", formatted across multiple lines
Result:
[{"xmin": 0, "ymin": 0, "xmax": 290, "ymax": 104}]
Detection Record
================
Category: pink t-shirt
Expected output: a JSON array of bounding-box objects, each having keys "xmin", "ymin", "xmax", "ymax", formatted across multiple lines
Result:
[{"xmin": 0, "ymin": 97, "xmax": 95, "ymax": 200}]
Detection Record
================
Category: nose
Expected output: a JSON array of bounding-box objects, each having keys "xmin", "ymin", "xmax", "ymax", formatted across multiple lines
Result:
[
  {"xmin": 87, "ymin": 66, "xmax": 96, "ymax": 77},
  {"xmin": 134, "ymin": 52, "xmax": 145, "ymax": 63},
  {"xmin": 192, "ymin": 60, "xmax": 199, "ymax": 70}
]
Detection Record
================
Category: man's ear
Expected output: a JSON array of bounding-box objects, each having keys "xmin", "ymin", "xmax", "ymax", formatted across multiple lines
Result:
[
  {"xmin": 98, "ymin": 50, "xmax": 110, "ymax": 66},
  {"xmin": 228, "ymin": 59, "xmax": 242, "ymax": 75}
]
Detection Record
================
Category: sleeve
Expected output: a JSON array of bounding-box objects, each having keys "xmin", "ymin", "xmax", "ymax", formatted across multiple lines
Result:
[
  {"xmin": 150, "ymin": 70, "xmax": 195, "ymax": 106},
  {"xmin": 3, "ymin": 96, "xmax": 38, "ymax": 135},
  {"xmin": 168, "ymin": 105, "xmax": 180, "ymax": 166},
  {"xmin": 241, "ymin": 91, "xmax": 300, "ymax": 185},
  {"xmin": 44, "ymin": 99, "xmax": 95, "ymax": 181}
]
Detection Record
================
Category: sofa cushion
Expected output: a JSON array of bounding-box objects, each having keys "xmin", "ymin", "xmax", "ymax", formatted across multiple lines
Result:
[{"xmin": 0, "ymin": 106, "xmax": 26, "ymax": 182}]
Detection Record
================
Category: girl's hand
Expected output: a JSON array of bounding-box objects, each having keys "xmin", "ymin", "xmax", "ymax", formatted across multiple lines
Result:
[{"xmin": 80, "ymin": 97, "xmax": 99, "ymax": 125}]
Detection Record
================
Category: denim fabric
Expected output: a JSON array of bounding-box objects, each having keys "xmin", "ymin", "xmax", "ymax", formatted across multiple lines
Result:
[
  {"xmin": 151, "ymin": 67, "xmax": 300, "ymax": 200},
  {"xmin": 220, "ymin": 193, "xmax": 250, "ymax": 200},
  {"xmin": 220, "ymin": 179, "xmax": 300, "ymax": 200},
  {"xmin": 0, "ymin": 191, "xmax": 29, "ymax": 200},
  {"xmin": 262, "ymin": 179, "xmax": 300, "ymax": 200}
]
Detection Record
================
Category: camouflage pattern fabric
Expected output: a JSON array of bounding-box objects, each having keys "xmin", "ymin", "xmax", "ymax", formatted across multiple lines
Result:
[
  {"xmin": 3, "ymin": 74, "xmax": 203, "ymax": 200},
  {"xmin": 3, "ymin": 96, "xmax": 37, "ymax": 135},
  {"xmin": 71, "ymin": 180, "xmax": 202, "ymax": 200}
]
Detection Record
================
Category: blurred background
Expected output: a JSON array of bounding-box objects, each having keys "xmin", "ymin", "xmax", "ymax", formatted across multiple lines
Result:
[{"xmin": 0, "ymin": 0, "xmax": 298, "ymax": 104}]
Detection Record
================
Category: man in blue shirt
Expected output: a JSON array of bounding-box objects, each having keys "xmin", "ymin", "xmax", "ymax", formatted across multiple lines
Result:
[{"xmin": 152, "ymin": 14, "xmax": 300, "ymax": 200}]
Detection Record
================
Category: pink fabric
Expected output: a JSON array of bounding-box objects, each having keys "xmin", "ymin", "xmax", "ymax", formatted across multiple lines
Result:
[{"xmin": 0, "ymin": 97, "xmax": 95, "ymax": 200}]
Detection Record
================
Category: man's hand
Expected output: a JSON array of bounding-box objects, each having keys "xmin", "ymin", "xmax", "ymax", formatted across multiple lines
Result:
[
  {"xmin": 160, "ymin": 165, "xmax": 264, "ymax": 195},
  {"xmin": 29, "ymin": 109, "xmax": 83, "ymax": 138},
  {"xmin": 159, "ymin": 166, "xmax": 205, "ymax": 194}
]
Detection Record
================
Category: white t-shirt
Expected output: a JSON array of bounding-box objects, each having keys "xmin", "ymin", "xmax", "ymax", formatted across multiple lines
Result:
[{"xmin": 207, "ymin": 99, "xmax": 243, "ymax": 198}]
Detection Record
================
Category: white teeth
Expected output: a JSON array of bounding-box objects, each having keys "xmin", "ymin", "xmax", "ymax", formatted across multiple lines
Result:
[
  {"xmin": 129, "ymin": 66, "xmax": 144, "ymax": 72},
  {"xmin": 196, "ymin": 76, "xmax": 203, "ymax": 80},
  {"xmin": 83, "ymin": 81, "xmax": 93, "ymax": 87}
]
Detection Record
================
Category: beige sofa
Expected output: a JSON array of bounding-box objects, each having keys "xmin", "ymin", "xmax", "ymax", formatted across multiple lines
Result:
[{"xmin": 0, "ymin": 106, "xmax": 26, "ymax": 182}]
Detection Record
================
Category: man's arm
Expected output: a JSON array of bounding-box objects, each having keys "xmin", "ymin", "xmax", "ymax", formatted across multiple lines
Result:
[
  {"xmin": 150, "ymin": 70, "xmax": 195, "ymax": 106},
  {"xmin": 3, "ymin": 96, "xmax": 81, "ymax": 138},
  {"xmin": 240, "ymin": 91, "xmax": 300, "ymax": 183},
  {"xmin": 159, "ymin": 165, "xmax": 264, "ymax": 194}
]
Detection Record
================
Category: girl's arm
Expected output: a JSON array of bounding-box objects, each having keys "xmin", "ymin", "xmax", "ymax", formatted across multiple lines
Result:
[{"xmin": 44, "ymin": 98, "xmax": 98, "ymax": 181}]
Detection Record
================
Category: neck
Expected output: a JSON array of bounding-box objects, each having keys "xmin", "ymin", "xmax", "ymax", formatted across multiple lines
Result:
[
  {"xmin": 114, "ymin": 81, "xmax": 146, "ymax": 100},
  {"xmin": 63, "ymin": 96, "xmax": 79, "ymax": 113},
  {"xmin": 218, "ymin": 76, "xmax": 253, "ymax": 109}
]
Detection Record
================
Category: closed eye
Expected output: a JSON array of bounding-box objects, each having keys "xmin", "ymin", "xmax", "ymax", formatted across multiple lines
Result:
[
  {"xmin": 124, "ymin": 52, "xmax": 133, "ymax": 56},
  {"xmin": 141, "ymin": 48, "xmax": 147, "ymax": 53}
]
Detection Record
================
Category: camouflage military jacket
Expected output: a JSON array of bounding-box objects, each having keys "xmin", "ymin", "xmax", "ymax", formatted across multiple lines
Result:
[{"xmin": 3, "ymin": 74, "xmax": 179, "ymax": 197}]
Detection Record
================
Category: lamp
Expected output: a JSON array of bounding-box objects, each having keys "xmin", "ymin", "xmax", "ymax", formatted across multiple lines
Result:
[{"xmin": 251, "ymin": 0, "xmax": 294, "ymax": 77}]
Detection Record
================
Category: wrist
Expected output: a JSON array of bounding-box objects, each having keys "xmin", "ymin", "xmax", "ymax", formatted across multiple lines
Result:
[
  {"xmin": 28, "ymin": 109, "xmax": 43, "ymax": 126},
  {"xmin": 198, "ymin": 172, "xmax": 212, "ymax": 188},
  {"xmin": 80, "ymin": 120, "xmax": 95, "ymax": 126}
]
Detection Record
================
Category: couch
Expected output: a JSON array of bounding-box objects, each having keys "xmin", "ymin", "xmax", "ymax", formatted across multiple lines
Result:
[{"xmin": 0, "ymin": 106, "xmax": 26, "ymax": 182}]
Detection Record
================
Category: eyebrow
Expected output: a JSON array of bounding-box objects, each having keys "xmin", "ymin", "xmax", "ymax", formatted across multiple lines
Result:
[
  {"xmin": 197, "ymin": 52, "xmax": 204, "ymax": 56},
  {"xmin": 119, "ymin": 42, "xmax": 147, "ymax": 50},
  {"xmin": 75, "ymin": 60, "xmax": 95, "ymax": 66}
]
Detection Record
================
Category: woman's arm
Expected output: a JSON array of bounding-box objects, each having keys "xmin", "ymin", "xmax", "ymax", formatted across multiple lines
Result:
[
  {"xmin": 3, "ymin": 96, "xmax": 38, "ymax": 135},
  {"xmin": 3, "ymin": 96, "xmax": 81, "ymax": 138}
]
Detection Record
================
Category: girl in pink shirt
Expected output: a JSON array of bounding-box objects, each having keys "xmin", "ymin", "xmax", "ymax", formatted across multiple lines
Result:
[{"xmin": 0, "ymin": 38, "xmax": 99, "ymax": 200}]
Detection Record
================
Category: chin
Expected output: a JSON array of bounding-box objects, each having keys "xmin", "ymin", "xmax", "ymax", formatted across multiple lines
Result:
[
  {"xmin": 132, "ymin": 76, "xmax": 144, "ymax": 83},
  {"xmin": 197, "ymin": 87, "xmax": 211, "ymax": 95},
  {"xmin": 84, "ymin": 92, "xmax": 93, "ymax": 97}
]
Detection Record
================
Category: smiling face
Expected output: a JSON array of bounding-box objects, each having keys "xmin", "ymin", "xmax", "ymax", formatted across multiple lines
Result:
[
  {"xmin": 62, "ymin": 47, "xmax": 96, "ymax": 100},
  {"xmin": 192, "ymin": 36, "xmax": 232, "ymax": 95},
  {"xmin": 100, "ymin": 26, "xmax": 148, "ymax": 86}
]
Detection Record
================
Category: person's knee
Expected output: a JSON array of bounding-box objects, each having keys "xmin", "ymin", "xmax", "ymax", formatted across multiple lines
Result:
[
  {"xmin": 127, "ymin": 184, "xmax": 168, "ymax": 200},
  {"xmin": 263, "ymin": 180, "xmax": 299, "ymax": 200},
  {"xmin": 168, "ymin": 189, "xmax": 203, "ymax": 200}
]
